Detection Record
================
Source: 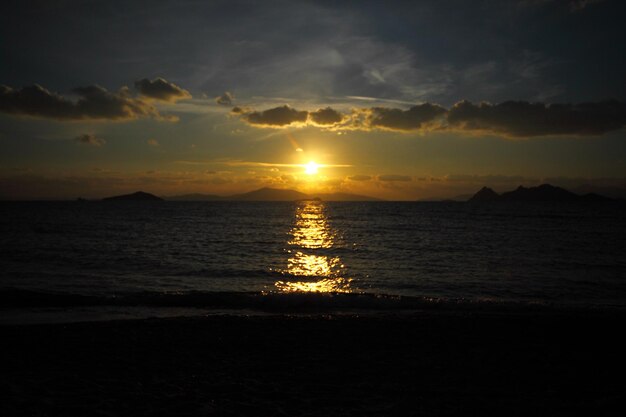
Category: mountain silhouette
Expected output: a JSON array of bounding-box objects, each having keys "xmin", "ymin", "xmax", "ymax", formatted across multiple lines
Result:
[
  {"xmin": 165, "ymin": 187, "xmax": 380, "ymax": 201},
  {"xmin": 102, "ymin": 191, "xmax": 163, "ymax": 201},
  {"xmin": 469, "ymin": 184, "xmax": 613, "ymax": 202},
  {"xmin": 469, "ymin": 186, "xmax": 501, "ymax": 202}
]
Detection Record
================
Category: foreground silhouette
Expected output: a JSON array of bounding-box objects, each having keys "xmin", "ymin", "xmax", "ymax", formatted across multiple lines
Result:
[{"xmin": 2, "ymin": 312, "xmax": 624, "ymax": 416}]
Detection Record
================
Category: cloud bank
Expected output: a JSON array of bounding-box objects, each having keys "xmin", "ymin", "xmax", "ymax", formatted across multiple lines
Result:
[
  {"xmin": 366, "ymin": 104, "xmax": 447, "ymax": 131},
  {"xmin": 309, "ymin": 107, "xmax": 347, "ymax": 126},
  {"xmin": 447, "ymin": 100, "xmax": 626, "ymax": 136},
  {"xmin": 0, "ymin": 81, "xmax": 184, "ymax": 122},
  {"xmin": 233, "ymin": 99, "xmax": 626, "ymax": 137},
  {"xmin": 239, "ymin": 105, "xmax": 309, "ymax": 127}
]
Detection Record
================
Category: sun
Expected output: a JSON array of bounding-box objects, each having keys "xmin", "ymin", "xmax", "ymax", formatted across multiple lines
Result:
[{"xmin": 305, "ymin": 161, "xmax": 319, "ymax": 175}]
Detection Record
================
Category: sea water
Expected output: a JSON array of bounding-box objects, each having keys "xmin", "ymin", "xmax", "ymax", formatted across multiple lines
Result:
[{"xmin": 1, "ymin": 200, "xmax": 625, "ymax": 321}]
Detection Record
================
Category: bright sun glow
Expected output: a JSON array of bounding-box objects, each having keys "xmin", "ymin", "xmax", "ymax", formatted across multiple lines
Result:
[{"xmin": 304, "ymin": 161, "xmax": 319, "ymax": 175}]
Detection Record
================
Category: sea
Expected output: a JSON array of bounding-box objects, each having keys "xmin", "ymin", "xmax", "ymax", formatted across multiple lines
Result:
[{"xmin": 1, "ymin": 200, "xmax": 625, "ymax": 323}]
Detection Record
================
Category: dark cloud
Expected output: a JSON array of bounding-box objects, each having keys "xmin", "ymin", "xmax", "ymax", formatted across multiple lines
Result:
[
  {"xmin": 379, "ymin": 174, "xmax": 412, "ymax": 182},
  {"xmin": 234, "ymin": 103, "xmax": 445, "ymax": 131},
  {"xmin": 234, "ymin": 99, "xmax": 626, "ymax": 137},
  {"xmin": 367, "ymin": 103, "xmax": 447, "ymax": 131},
  {"xmin": 4, "ymin": 1, "xmax": 625, "ymax": 109},
  {"xmin": 447, "ymin": 99, "xmax": 626, "ymax": 137},
  {"xmin": 242, "ymin": 105, "xmax": 308, "ymax": 127},
  {"xmin": 235, "ymin": 105, "xmax": 344, "ymax": 128},
  {"xmin": 310, "ymin": 107, "xmax": 346, "ymax": 125},
  {"xmin": 348, "ymin": 174, "xmax": 372, "ymax": 181},
  {"xmin": 215, "ymin": 92, "xmax": 234, "ymax": 106},
  {"xmin": 134, "ymin": 78, "xmax": 191, "ymax": 102},
  {"xmin": 0, "ymin": 84, "xmax": 176, "ymax": 121},
  {"xmin": 75, "ymin": 133, "xmax": 105, "ymax": 147}
]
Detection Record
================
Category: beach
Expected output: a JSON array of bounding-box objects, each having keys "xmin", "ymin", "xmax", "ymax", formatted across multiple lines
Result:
[{"xmin": 2, "ymin": 311, "xmax": 625, "ymax": 416}]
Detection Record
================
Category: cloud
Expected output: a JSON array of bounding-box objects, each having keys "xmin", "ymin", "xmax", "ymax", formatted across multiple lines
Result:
[
  {"xmin": 366, "ymin": 103, "xmax": 447, "ymax": 131},
  {"xmin": 348, "ymin": 174, "xmax": 372, "ymax": 181},
  {"xmin": 309, "ymin": 107, "xmax": 346, "ymax": 126},
  {"xmin": 74, "ymin": 133, "xmax": 105, "ymax": 147},
  {"xmin": 134, "ymin": 78, "xmax": 191, "ymax": 102},
  {"xmin": 0, "ymin": 83, "xmax": 178, "ymax": 121},
  {"xmin": 234, "ymin": 99, "xmax": 626, "ymax": 137},
  {"xmin": 379, "ymin": 174, "xmax": 412, "ymax": 182},
  {"xmin": 215, "ymin": 92, "xmax": 234, "ymax": 106},
  {"xmin": 447, "ymin": 99, "xmax": 626, "ymax": 137},
  {"xmin": 231, "ymin": 103, "xmax": 449, "ymax": 131},
  {"xmin": 236, "ymin": 105, "xmax": 346, "ymax": 128},
  {"xmin": 241, "ymin": 105, "xmax": 308, "ymax": 127}
]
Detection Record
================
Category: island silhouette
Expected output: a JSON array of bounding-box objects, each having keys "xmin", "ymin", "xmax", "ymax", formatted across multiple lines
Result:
[
  {"xmin": 469, "ymin": 184, "xmax": 613, "ymax": 202},
  {"xmin": 101, "ymin": 187, "xmax": 381, "ymax": 202},
  {"xmin": 102, "ymin": 191, "xmax": 164, "ymax": 201},
  {"xmin": 100, "ymin": 184, "xmax": 618, "ymax": 202}
]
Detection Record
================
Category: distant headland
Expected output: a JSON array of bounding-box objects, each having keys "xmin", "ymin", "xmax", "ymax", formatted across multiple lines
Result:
[
  {"xmin": 468, "ymin": 184, "xmax": 614, "ymax": 203},
  {"xmin": 102, "ymin": 191, "xmax": 164, "ymax": 201},
  {"xmin": 164, "ymin": 187, "xmax": 381, "ymax": 202},
  {"xmin": 93, "ymin": 184, "xmax": 621, "ymax": 203},
  {"xmin": 100, "ymin": 187, "xmax": 380, "ymax": 202}
]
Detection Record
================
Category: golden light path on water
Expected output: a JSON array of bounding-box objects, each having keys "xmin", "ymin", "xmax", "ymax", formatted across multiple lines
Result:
[{"xmin": 274, "ymin": 200, "xmax": 352, "ymax": 293}]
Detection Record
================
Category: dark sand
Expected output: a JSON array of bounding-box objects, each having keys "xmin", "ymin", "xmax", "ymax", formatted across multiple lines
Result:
[{"xmin": 1, "ymin": 311, "xmax": 625, "ymax": 416}]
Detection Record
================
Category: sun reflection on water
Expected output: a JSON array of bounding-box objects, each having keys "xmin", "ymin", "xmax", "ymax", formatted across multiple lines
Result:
[{"xmin": 274, "ymin": 201, "xmax": 352, "ymax": 293}]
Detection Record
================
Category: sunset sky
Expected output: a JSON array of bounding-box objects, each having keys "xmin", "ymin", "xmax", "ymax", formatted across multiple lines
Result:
[{"xmin": 1, "ymin": 0, "xmax": 625, "ymax": 200}]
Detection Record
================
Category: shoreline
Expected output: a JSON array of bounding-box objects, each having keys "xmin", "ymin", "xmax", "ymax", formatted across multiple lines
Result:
[
  {"xmin": 2, "ymin": 312, "xmax": 625, "ymax": 416},
  {"xmin": 2, "ymin": 288, "xmax": 625, "ymax": 326},
  {"xmin": 3, "ymin": 302, "xmax": 625, "ymax": 326}
]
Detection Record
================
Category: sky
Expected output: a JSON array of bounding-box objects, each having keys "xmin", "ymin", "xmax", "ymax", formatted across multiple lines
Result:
[{"xmin": 1, "ymin": 0, "xmax": 625, "ymax": 200}]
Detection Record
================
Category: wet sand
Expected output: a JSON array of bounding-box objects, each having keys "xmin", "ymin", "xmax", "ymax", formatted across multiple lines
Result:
[{"xmin": 1, "ymin": 311, "xmax": 625, "ymax": 416}]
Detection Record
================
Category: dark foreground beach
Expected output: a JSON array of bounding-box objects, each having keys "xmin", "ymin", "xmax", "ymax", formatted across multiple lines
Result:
[{"xmin": 2, "ymin": 311, "xmax": 625, "ymax": 417}]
